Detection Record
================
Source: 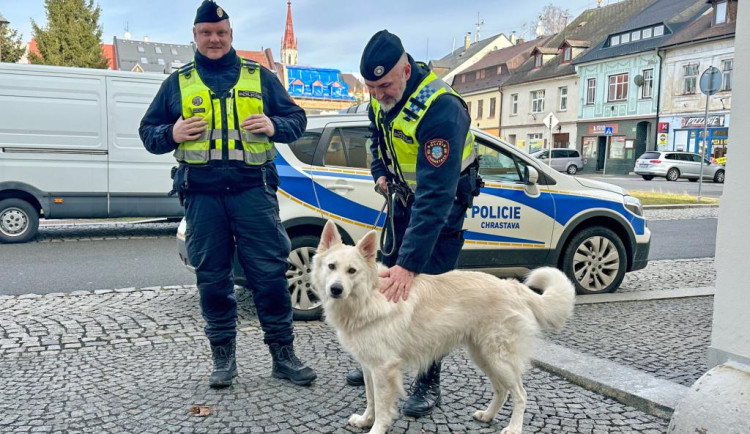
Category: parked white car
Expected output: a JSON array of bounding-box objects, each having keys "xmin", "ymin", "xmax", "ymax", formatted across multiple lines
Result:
[
  {"xmin": 178, "ymin": 114, "xmax": 651, "ymax": 320},
  {"xmin": 634, "ymin": 151, "xmax": 725, "ymax": 183}
]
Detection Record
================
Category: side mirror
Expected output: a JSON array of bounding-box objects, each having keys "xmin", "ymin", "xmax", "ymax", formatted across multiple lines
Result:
[{"xmin": 524, "ymin": 166, "xmax": 539, "ymax": 185}]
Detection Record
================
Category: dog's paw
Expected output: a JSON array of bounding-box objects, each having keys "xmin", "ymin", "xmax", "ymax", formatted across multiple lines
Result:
[
  {"xmin": 473, "ymin": 410, "xmax": 494, "ymax": 423},
  {"xmin": 348, "ymin": 413, "xmax": 373, "ymax": 428},
  {"xmin": 500, "ymin": 426, "xmax": 522, "ymax": 434}
]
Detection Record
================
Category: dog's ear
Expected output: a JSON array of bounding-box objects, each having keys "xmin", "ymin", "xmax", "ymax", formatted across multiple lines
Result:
[
  {"xmin": 356, "ymin": 230, "xmax": 378, "ymax": 262},
  {"xmin": 318, "ymin": 220, "xmax": 342, "ymax": 253}
]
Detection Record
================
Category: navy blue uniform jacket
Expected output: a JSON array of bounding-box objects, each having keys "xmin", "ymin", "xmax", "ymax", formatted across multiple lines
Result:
[
  {"xmin": 139, "ymin": 48, "xmax": 306, "ymax": 192},
  {"xmin": 369, "ymin": 56, "xmax": 472, "ymax": 274}
]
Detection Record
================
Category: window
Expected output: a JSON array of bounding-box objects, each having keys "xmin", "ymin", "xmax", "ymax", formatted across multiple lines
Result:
[
  {"xmin": 140, "ymin": 57, "xmax": 149, "ymax": 64},
  {"xmin": 288, "ymin": 129, "xmax": 322, "ymax": 164},
  {"xmin": 716, "ymin": 1, "xmax": 728, "ymax": 24},
  {"xmin": 157, "ymin": 58, "xmax": 165, "ymax": 65},
  {"xmin": 467, "ymin": 101, "xmax": 472, "ymax": 117},
  {"xmin": 642, "ymin": 28, "xmax": 653, "ymax": 38},
  {"xmin": 137, "ymin": 45, "xmax": 145, "ymax": 53},
  {"xmin": 489, "ymin": 97, "xmax": 496, "ymax": 118},
  {"xmin": 476, "ymin": 71, "xmax": 481, "ymax": 79},
  {"xmin": 621, "ymin": 32, "xmax": 631, "ymax": 43},
  {"xmin": 641, "ymin": 69, "xmax": 654, "ymax": 98},
  {"xmin": 155, "ymin": 46, "xmax": 162, "ymax": 54},
  {"xmin": 323, "ymin": 127, "xmax": 371, "ymax": 169},
  {"xmin": 461, "ymin": 75, "xmax": 466, "ymax": 83},
  {"xmin": 586, "ymin": 78, "xmax": 596, "ymax": 104},
  {"xmin": 722, "ymin": 59, "xmax": 733, "ymax": 91},
  {"xmin": 563, "ymin": 47, "xmax": 572, "ymax": 62},
  {"xmin": 534, "ymin": 54, "xmax": 542, "ymax": 68},
  {"xmin": 477, "ymin": 99, "xmax": 484, "ymax": 119},
  {"xmin": 510, "ymin": 94, "xmax": 518, "ymax": 115},
  {"xmin": 631, "ymin": 30, "xmax": 641, "ymax": 41},
  {"xmin": 683, "ymin": 63, "xmax": 699, "ymax": 94},
  {"xmin": 654, "ymin": 25, "xmax": 664, "ymax": 37},
  {"xmin": 559, "ymin": 86, "xmax": 568, "ymax": 111},
  {"xmin": 528, "ymin": 133, "xmax": 544, "ymax": 153},
  {"xmin": 611, "ymin": 35, "xmax": 620, "ymax": 46},
  {"xmin": 171, "ymin": 48, "xmax": 178, "ymax": 55},
  {"xmin": 476, "ymin": 140, "xmax": 527, "ymax": 183},
  {"xmin": 608, "ymin": 73, "xmax": 629, "ymax": 101},
  {"xmin": 531, "ymin": 90, "xmax": 545, "ymax": 113},
  {"xmin": 497, "ymin": 65, "xmax": 503, "ymax": 74}
]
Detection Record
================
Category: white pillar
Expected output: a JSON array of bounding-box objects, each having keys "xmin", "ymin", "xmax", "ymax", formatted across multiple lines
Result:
[{"xmin": 668, "ymin": 3, "xmax": 750, "ymax": 432}]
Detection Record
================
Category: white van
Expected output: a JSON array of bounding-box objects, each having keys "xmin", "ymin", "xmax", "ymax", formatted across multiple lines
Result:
[{"xmin": 0, "ymin": 63, "xmax": 182, "ymax": 243}]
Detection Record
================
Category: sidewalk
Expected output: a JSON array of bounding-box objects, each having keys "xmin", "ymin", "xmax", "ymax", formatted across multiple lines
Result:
[{"xmin": 0, "ymin": 258, "xmax": 714, "ymax": 433}]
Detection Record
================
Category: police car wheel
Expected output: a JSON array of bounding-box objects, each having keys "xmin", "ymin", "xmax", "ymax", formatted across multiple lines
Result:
[
  {"xmin": 0, "ymin": 198, "xmax": 39, "ymax": 244},
  {"xmin": 286, "ymin": 235, "xmax": 323, "ymax": 321},
  {"xmin": 562, "ymin": 226, "xmax": 626, "ymax": 295}
]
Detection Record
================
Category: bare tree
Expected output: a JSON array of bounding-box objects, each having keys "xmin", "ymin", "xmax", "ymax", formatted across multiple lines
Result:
[{"xmin": 539, "ymin": 3, "xmax": 572, "ymax": 35}]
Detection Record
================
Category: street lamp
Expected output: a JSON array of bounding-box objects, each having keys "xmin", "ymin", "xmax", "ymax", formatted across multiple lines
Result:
[{"xmin": 0, "ymin": 13, "xmax": 9, "ymax": 63}]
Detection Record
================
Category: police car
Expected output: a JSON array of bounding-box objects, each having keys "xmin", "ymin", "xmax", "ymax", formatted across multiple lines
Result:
[{"xmin": 177, "ymin": 113, "xmax": 650, "ymax": 320}]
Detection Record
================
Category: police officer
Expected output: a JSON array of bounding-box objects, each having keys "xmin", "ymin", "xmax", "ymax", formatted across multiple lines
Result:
[
  {"xmin": 139, "ymin": 0, "xmax": 316, "ymax": 389},
  {"xmin": 345, "ymin": 30, "xmax": 480, "ymax": 417}
]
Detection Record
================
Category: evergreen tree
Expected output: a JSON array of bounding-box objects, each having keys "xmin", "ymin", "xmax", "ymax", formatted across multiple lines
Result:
[
  {"xmin": 0, "ymin": 20, "xmax": 26, "ymax": 63},
  {"xmin": 30, "ymin": 0, "xmax": 109, "ymax": 68}
]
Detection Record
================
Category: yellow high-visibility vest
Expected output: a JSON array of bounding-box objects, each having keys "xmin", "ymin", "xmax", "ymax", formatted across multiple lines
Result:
[
  {"xmin": 175, "ymin": 58, "xmax": 275, "ymax": 165},
  {"xmin": 371, "ymin": 71, "xmax": 475, "ymax": 187}
]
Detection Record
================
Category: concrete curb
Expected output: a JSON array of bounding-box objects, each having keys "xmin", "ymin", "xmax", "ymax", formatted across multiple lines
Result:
[
  {"xmin": 643, "ymin": 203, "xmax": 719, "ymax": 210},
  {"xmin": 533, "ymin": 342, "xmax": 688, "ymax": 420},
  {"xmin": 576, "ymin": 287, "xmax": 715, "ymax": 305}
]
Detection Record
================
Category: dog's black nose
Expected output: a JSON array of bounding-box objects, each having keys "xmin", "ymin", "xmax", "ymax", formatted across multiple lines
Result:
[{"xmin": 330, "ymin": 283, "xmax": 344, "ymax": 298}]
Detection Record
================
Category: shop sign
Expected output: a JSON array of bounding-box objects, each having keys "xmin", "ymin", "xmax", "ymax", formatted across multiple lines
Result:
[
  {"xmin": 681, "ymin": 116, "xmax": 725, "ymax": 128},
  {"xmin": 588, "ymin": 124, "xmax": 619, "ymax": 135},
  {"xmin": 658, "ymin": 133, "xmax": 668, "ymax": 145},
  {"xmin": 658, "ymin": 122, "xmax": 669, "ymax": 133}
]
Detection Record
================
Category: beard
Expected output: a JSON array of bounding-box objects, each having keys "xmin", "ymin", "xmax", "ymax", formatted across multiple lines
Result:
[{"xmin": 378, "ymin": 80, "xmax": 407, "ymax": 113}]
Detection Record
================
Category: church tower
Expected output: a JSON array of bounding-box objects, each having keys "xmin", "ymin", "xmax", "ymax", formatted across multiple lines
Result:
[{"xmin": 280, "ymin": 1, "xmax": 298, "ymax": 65}]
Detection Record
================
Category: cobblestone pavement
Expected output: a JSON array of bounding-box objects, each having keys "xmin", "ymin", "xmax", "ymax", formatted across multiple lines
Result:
[{"xmin": 1, "ymin": 287, "xmax": 670, "ymax": 433}]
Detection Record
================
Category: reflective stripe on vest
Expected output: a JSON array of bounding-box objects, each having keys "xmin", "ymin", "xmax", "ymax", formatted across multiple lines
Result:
[
  {"xmin": 371, "ymin": 71, "xmax": 476, "ymax": 188},
  {"xmin": 175, "ymin": 59, "xmax": 275, "ymax": 165}
]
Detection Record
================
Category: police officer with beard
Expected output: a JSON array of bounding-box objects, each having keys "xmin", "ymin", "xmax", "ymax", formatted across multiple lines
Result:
[
  {"xmin": 345, "ymin": 30, "xmax": 481, "ymax": 417},
  {"xmin": 139, "ymin": 0, "xmax": 316, "ymax": 389}
]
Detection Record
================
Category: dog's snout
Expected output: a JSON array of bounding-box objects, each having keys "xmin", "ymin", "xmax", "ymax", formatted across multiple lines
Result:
[{"xmin": 329, "ymin": 282, "xmax": 344, "ymax": 298}]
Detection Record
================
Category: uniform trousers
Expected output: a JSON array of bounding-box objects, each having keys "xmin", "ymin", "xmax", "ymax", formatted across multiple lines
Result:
[{"xmin": 184, "ymin": 186, "xmax": 293, "ymax": 346}]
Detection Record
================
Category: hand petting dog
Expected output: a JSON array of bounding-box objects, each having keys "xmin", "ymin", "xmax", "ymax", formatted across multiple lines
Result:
[{"xmin": 379, "ymin": 265, "xmax": 415, "ymax": 302}]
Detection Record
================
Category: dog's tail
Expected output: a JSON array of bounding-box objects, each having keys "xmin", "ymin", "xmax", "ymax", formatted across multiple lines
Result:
[{"xmin": 523, "ymin": 267, "xmax": 576, "ymax": 330}]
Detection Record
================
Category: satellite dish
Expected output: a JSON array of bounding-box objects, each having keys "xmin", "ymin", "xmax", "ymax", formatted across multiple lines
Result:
[{"xmin": 634, "ymin": 74, "xmax": 644, "ymax": 86}]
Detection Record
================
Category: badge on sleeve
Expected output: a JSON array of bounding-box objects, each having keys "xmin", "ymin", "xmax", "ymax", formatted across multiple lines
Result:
[{"xmin": 425, "ymin": 139, "xmax": 449, "ymax": 167}]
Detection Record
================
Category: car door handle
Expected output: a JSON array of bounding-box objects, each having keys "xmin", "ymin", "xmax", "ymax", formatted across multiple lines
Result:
[{"xmin": 327, "ymin": 184, "xmax": 354, "ymax": 191}]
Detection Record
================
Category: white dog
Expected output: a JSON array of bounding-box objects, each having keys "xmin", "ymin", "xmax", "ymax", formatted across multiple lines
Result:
[{"xmin": 313, "ymin": 221, "xmax": 576, "ymax": 434}]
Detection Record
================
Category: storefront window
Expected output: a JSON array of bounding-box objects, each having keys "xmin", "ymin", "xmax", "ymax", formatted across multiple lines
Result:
[
  {"xmin": 582, "ymin": 137, "xmax": 597, "ymax": 160},
  {"xmin": 609, "ymin": 136, "xmax": 626, "ymax": 159}
]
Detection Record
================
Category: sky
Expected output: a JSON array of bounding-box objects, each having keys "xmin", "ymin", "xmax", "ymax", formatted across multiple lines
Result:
[{"xmin": 0, "ymin": 0, "xmax": 621, "ymax": 73}]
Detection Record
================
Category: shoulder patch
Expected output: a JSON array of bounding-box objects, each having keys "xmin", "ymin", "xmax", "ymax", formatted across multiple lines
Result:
[{"xmin": 424, "ymin": 139, "xmax": 449, "ymax": 167}]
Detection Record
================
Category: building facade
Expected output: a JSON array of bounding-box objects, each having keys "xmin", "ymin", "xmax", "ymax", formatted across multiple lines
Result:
[{"xmin": 657, "ymin": 0, "xmax": 736, "ymax": 162}]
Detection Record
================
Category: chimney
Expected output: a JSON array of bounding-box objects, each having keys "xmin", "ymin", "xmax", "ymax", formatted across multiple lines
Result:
[
  {"xmin": 144, "ymin": 35, "xmax": 150, "ymax": 42},
  {"xmin": 510, "ymin": 30, "xmax": 517, "ymax": 45},
  {"xmin": 464, "ymin": 32, "xmax": 471, "ymax": 51}
]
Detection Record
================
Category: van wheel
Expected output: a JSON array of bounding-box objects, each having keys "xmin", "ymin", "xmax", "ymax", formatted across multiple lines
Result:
[
  {"xmin": 688, "ymin": 178, "xmax": 698, "ymax": 182},
  {"xmin": 666, "ymin": 168, "xmax": 680, "ymax": 181},
  {"xmin": 286, "ymin": 235, "xmax": 323, "ymax": 321},
  {"xmin": 713, "ymin": 170, "xmax": 725, "ymax": 183},
  {"xmin": 562, "ymin": 226, "xmax": 626, "ymax": 295},
  {"xmin": 641, "ymin": 175, "xmax": 654, "ymax": 181},
  {"xmin": 0, "ymin": 199, "xmax": 39, "ymax": 244},
  {"xmin": 566, "ymin": 165, "xmax": 578, "ymax": 175}
]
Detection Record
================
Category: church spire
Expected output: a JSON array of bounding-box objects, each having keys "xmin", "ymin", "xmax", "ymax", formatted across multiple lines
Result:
[{"xmin": 281, "ymin": 1, "xmax": 298, "ymax": 65}]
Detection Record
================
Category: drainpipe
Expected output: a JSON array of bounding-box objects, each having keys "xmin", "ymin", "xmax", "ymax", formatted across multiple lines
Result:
[
  {"xmin": 654, "ymin": 47, "xmax": 664, "ymax": 152},
  {"xmin": 498, "ymin": 87, "xmax": 504, "ymax": 140}
]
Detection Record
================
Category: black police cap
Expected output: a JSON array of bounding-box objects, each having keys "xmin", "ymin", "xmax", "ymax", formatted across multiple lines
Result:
[
  {"xmin": 360, "ymin": 30, "xmax": 405, "ymax": 81},
  {"xmin": 194, "ymin": 0, "xmax": 229, "ymax": 25}
]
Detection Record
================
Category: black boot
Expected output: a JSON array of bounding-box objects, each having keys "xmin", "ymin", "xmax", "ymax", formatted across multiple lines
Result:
[
  {"xmin": 402, "ymin": 360, "xmax": 441, "ymax": 417},
  {"xmin": 209, "ymin": 339, "xmax": 237, "ymax": 388},
  {"xmin": 269, "ymin": 343, "xmax": 317, "ymax": 386},
  {"xmin": 346, "ymin": 366, "xmax": 365, "ymax": 386}
]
